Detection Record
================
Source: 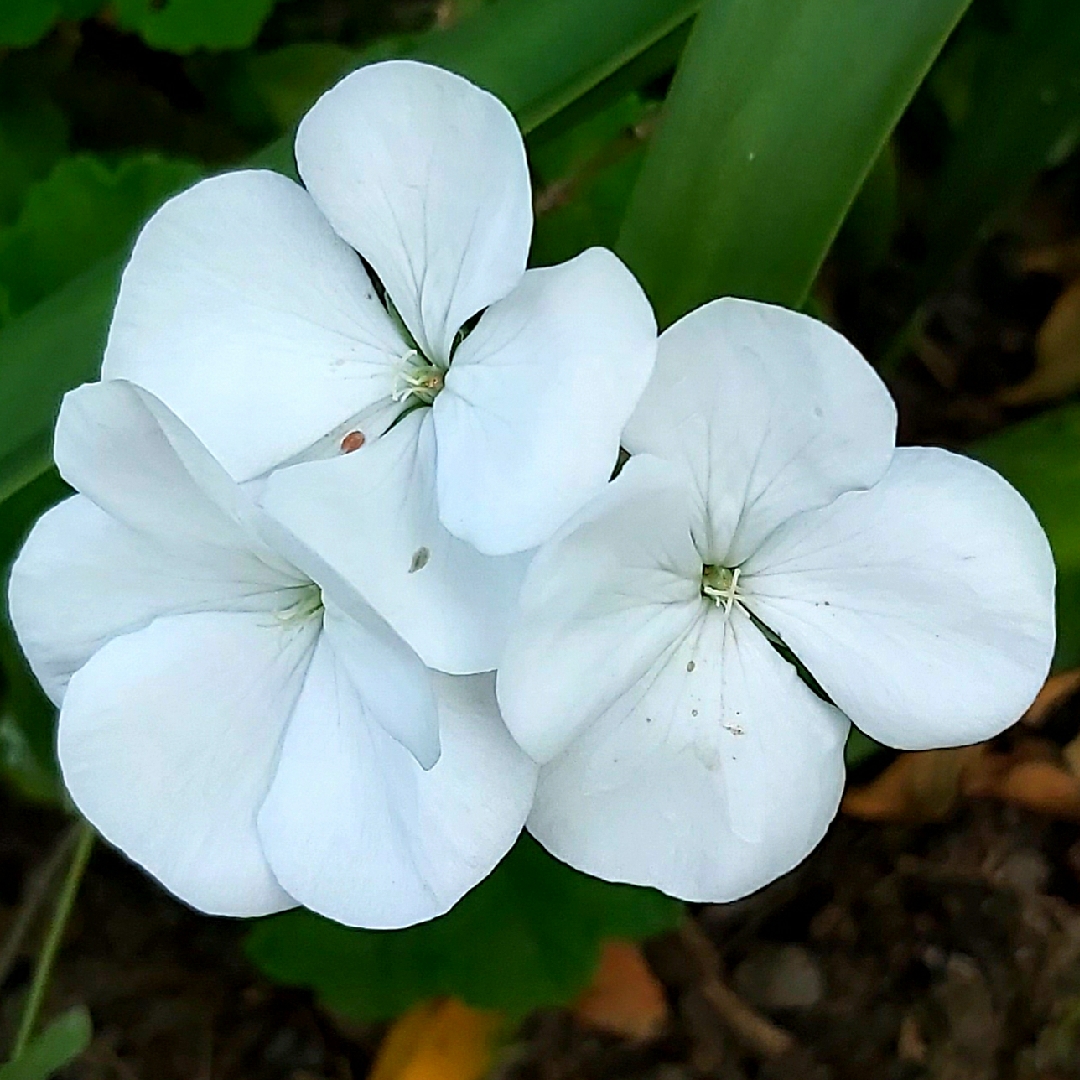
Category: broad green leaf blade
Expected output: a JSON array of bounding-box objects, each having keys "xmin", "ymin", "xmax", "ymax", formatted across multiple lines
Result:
[
  {"xmin": 0, "ymin": 0, "xmax": 700, "ymax": 515},
  {"xmin": 247, "ymin": 836, "xmax": 680, "ymax": 1022},
  {"xmin": 972, "ymin": 404, "xmax": 1080, "ymax": 672},
  {"xmin": 617, "ymin": 0, "xmax": 973, "ymax": 327},
  {"xmin": 0, "ymin": 0, "xmax": 59, "ymax": 48},
  {"xmin": 0, "ymin": 1007, "xmax": 91, "ymax": 1080}
]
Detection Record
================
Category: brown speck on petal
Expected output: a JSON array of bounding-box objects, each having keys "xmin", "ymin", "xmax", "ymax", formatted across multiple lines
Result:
[{"xmin": 340, "ymin": 430, "xmax": 366, "ymax": 453}]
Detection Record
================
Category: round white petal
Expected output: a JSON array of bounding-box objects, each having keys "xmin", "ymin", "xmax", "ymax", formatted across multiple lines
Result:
[
  {"xmin": 8, "ymin": 495, "xmax": 291, "ymax": 704},
  {"xmin": 743, "ymin": 447, "xmax": 1054, "ymax": 751},
  {"xmin": 435, "ymin": 249, "xmax": 657, "ymax": 555},
  {"xmin": 260, "ymin": 410, "xmax": 528, "ymax": 675},
  {"xmin": 102, "ymin": 170, "xmax": 407, "ymax": 482},
  {"xmin": 741, "ymin": 447, "xmax": 1056, "ymax": 750},
  {"xmin": 296, "ymin": 60, "xmax": 531, "ymax": 364},
  {"xmin": 258, "ymin": 654, "xmax": 537, "ymax": 929},
  {"xmin": 528, "ymin": 605, "xmax": 849, "ymax": 903},
  {"xmin": 623, "ymin": 298, "xmax": 897, "ymax": 565},
  {"xmin": 497, "ymin": 454, "xmax": 705, "ymax": 765},
  {"xmin": 58, "ymin": 610, "xmax": 317, "ymax": 917}
]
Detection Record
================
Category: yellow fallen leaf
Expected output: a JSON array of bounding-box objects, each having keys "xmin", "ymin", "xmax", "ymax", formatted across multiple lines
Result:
[
  {"xmin": 370, "ymin": 999, "xmax": 501, "ymax": 1080},
  {"xmin": 573, "ymin": 939, "xmax": 669, "ymax": 1040}
]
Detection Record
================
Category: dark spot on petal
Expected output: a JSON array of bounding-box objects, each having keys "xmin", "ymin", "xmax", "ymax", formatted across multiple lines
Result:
[
  {"xmin": 409, "ymin": 547, "xmax": 430, "ymax": 573},
  {"xmin": 686, "ymin": 660, "xmax": 696, "ymax": 672}
]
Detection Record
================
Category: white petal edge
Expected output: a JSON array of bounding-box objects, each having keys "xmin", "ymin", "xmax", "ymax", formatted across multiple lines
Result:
[
  {"xmin": 435, "ymin": 248, "xmax": 657, "ymax": 555},
  {"xmin": 740, "ymin": 446, "xmax": 1056, "ymax": 750},
  {"xmin": 497, "ymin": 454, "xmax": 704, "ymax": 765},
  {"xmin": 527, "ymin": 605, "xmax": 849, "ymax": 903},
  {"xmin": 258, "ymin": 659, "xmax": 537, "ymax": 929},
  {"xmin": 102, "ymin": 170, "xmax": 407, "ymax": 482},
  {"xmin": 260, "ymin": 410, "xmax": 529, "ymax": 675},
  {"xmin": 8, "ymin": 495, "xmax": 293, "ymax": 704},
  {"xmin": 296, "ymin": 60, "xmax": 532, "ymax": 364},
  {"xmin": 623, "ymin": 298, "xmax": 897, "ymax": 565},
  {"xmin": 58, "ymin": 610, "xmax": 315, "ymax": 917}
]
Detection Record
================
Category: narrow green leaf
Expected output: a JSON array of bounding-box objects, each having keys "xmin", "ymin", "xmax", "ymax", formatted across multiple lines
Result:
[
  {"xmin": 0, "ymin": 0, "xmax": 701, "ymax": 516},
  {"xmin": 972, "ymin": 404, "xmax": 1080, "ymax": 672},
  {"xmin": 0, "ymin": 1007, "xmax": 91, "ymax": 1080},
  {"xmin": 923, "ymin": 0, "xmax": 1080, "ymax": 290},
  {"xmin": 247, "ymin": 835, "xmax": 680, "ymax": 1022},
  {"xmin": 617, "ymin": 0, "xmax": 973, "ymax": 326}
]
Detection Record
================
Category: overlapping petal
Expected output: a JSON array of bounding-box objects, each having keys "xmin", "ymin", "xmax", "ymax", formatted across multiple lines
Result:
[
  {"xmin": 102, "ymin": 170, "xmax": 407, "ymax": 482},
  {"xmin": 59, "ymin": 610, "xmax": 315, "ymax": 917},
  {"xmin": 527, "ymin": 604, "xmax": 848, "ymax": 903},
  {"xmin": 258, "ymin": 663, "xmax": 537, "ymax": 929},
  {"xmin": 497, "ymin": 455, "xmax": 703, "ymax": 764},
  {"xmin": 435, "ymin": 249, "xmax": 657, "ymax": 555},
  {"xmin": 261, "ymin": 411, "xmax": 529, "ymax": 675},
  {"xmin": 623, "ymin": 298, "xmax": 897, "ymax": 565},
  {"xmin": 8, "ymin": 495, "xmax": 289, "ymax": 703},
  {"xmin": 741, "ymin": 447, "xmax": 1057, "ymax": 750},
  {"xmin": 296, "ymin": 60, "xmax": 532, "ymax": 365}
]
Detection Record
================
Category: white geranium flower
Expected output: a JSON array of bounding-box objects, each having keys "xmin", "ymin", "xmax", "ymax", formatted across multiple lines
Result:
[
  {"xmin": 497, "ymin": 298, "xmax": 1056, "ymax": 903},
  {"xmin": 100, "ymin": 59, "xmax": 657, "ymax": 676},
  {"xmin": 8, "ymin": 380, "xmax": 536, "ymax": 928}
]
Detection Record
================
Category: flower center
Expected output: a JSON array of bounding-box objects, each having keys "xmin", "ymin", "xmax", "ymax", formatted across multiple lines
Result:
[
  {"xmin": 392, "ymin": 349, "xmax": 445, "ymax": 407},
  {"xmin": 701, "ymin": 564, "xmax": 741, "ymax": 614},
  {"xmin": 277, "ymin": 582, "xmax": 324, "ymax": 625}
]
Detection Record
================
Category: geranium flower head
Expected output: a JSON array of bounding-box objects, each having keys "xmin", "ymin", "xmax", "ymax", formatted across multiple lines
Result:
[
  {"xmin": 496, "ymin": 298, "xmax": 1056, "ymax": 903},
  {"xmin": 100, "ymin": 60, "xmax": 656, "ymax": 675},
  {"xmin": 8, "ymin": 380, "xmax": 536, "ymax": 928}
]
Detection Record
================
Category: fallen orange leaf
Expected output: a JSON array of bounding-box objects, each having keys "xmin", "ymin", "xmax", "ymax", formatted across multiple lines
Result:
[
  {"xmin": 990, "ymin": 760, "xmax": 1080, "ymax": 821},
  {"xmin": 1022, "ymin": 670, "xmax": 1080, "ymax": 728},
  {"xmin": 842, "ymin": 746, "xmax": 987, "ymax": 823},
  {"xmin": 370, "ymin": 999, "xmax": 501, "ymax": 1080},
  {"xmin": 1001, "ymin": 279, "xmax": 1080, "ymax": 406},
  {"xmin": 573, "ymin": 940, "xmax": 669, "ymax": 1040}
]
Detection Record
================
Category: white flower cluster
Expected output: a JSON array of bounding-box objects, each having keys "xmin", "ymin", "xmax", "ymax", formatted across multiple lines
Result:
[{"xmin": 8, "ymin": 61, "xmax": 1056, "ymax": 928}]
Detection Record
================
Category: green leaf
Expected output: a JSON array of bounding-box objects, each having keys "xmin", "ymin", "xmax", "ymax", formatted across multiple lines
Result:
[
  {"xmin": 972, "ymin": 406, "xmax": 1080, "ymax": 673},
  {"xmin": 0, "ymin": 0, "xmax": 701, "ymax": 521},
  {"xmin": 0, "ymin": 97, "xmax": 68, "ymax": 227},
  {"xmin": 245, "ymin": 44, "xmax": 357, "ymax": 131},
  {"xmin": 113, "ymin": 0, "xmax": 279, "ymax": 53},
  {"xmin": 0, "ymin": 0, "xmax": 59, "ymax": 47},
  {"xmin": 530, "ymin": 93, "xmax": 655, "ymax": 267},
  {"xmin": 616, "ymin": 0, "xmax": 973, "ymax": 327},
  {"xmin": 923, "ymin": 0, "xmax": 1080, "ymax": 287},
  {"xmin": 0, "ymin": 154, "xmax": 201, "ymax": 325},
  {"xmin": 247, "ymin": 835, "xmax": 680, "ymax": 1021},
  {"xmin": 0, "ymin": 1007, "xmax": 91, "ymax": 1080}
]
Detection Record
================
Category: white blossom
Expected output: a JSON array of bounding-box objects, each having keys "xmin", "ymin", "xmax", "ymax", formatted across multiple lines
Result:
[
  {"xmin": 496, "ymin": 298, "xmax": 1056, "ymax": 903},
  {"xmin": 9, "ymin": 380, "xmax": 536, "ymax": 927},
  {"xmin": 100, "ymin": 59, "xmax": 657, "ymax": 676}
]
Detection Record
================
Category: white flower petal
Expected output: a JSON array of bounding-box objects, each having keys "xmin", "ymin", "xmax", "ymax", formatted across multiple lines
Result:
[
  {"xmin": 258, "ymin": 654, "xmax": 537, "ymax": 929},
  {"xmin": 323, "ymin": 599, "xmax": 441, "ymax": 770},
  {"xmin": 497, "ymin": 455, "xmax": 704, "ymax": 765},
  {"xmin": 623, "ymin": 298, "xmax": 897, "ymax": 565},
  {"xmin": 296, "ymin": 60, "xmax": 531, "ymax": 364},
  {"xmin": 527, "ymin": 605, "xmax": 848, "ymax": 903},
  {"xmin": 740, "ymin": 447, "xmax": 1056, "ymax": 750},
  {"xmin": 8, "ymin": 495, "xmax": 292, "ymax": 704},
  {"xmin": 55, "ymin": 381, "xmax": 296, "ymax": 573},
  {"xmin": 102, "ymin": 170, "xmax": 406, "ymax": 482},
  {"xmin": 435, "ymin": 249, "xmax": 657, "ymax": 555},
  {"xmin": 260, "ymin": 410, "xmax": 528, "ymax": 675},
  {"xmin": 58, "ymin": 610, "xmax": 317, "ymax": 917}
]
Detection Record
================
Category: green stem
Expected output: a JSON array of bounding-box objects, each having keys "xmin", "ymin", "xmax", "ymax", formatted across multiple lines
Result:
[{"xmin": 11, "ymin": 819, "xmax": 94, "ymax": 1059}]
